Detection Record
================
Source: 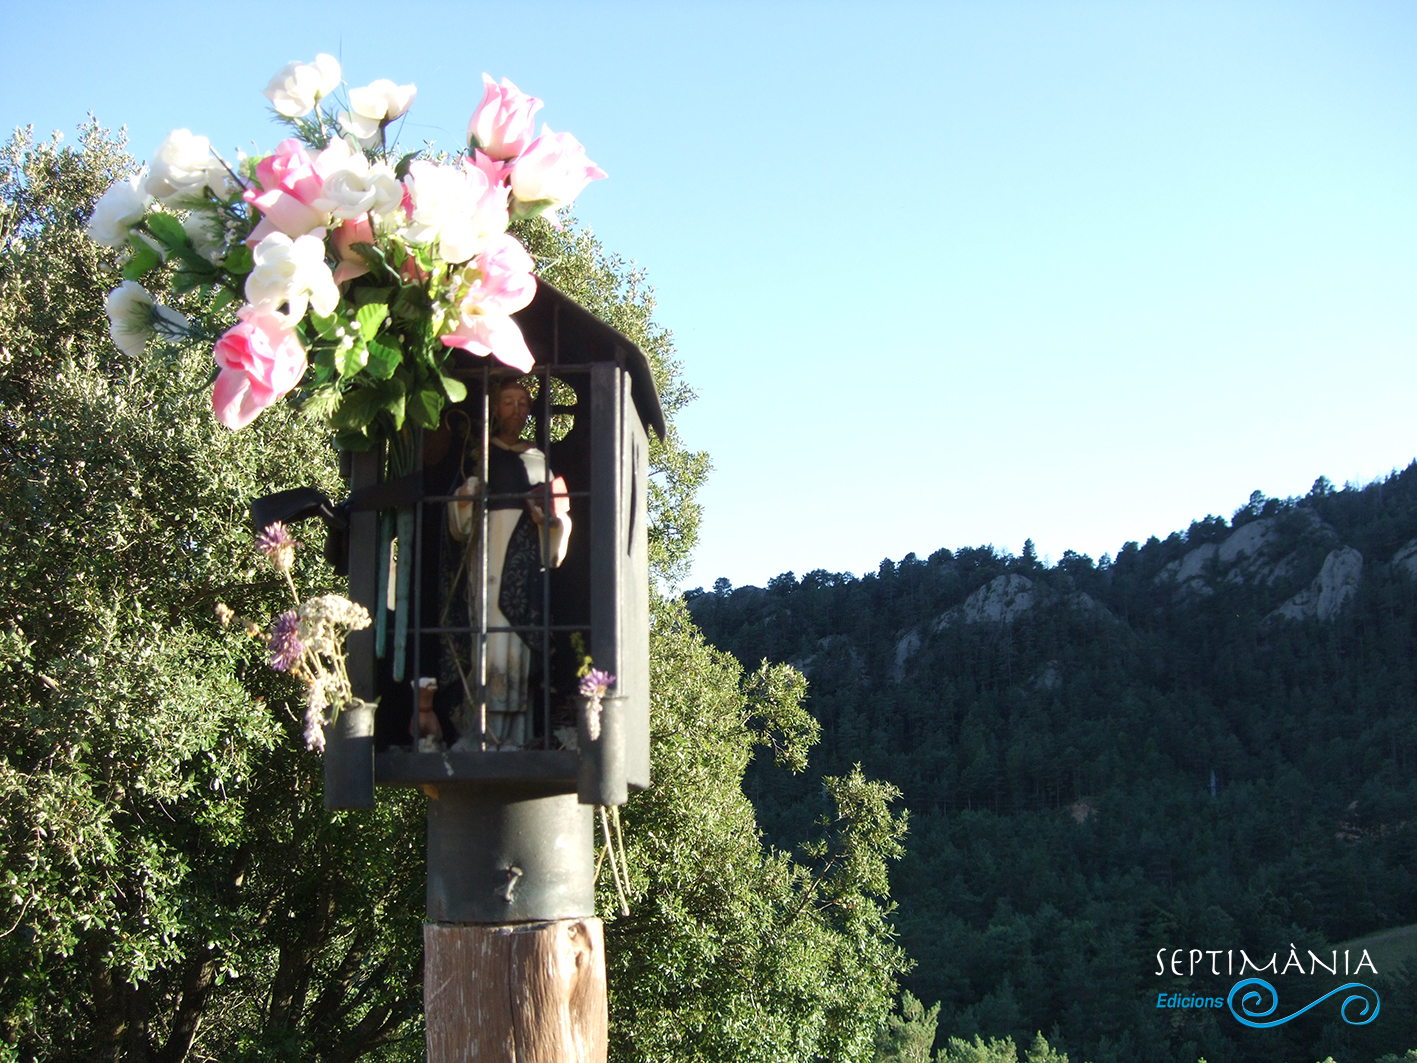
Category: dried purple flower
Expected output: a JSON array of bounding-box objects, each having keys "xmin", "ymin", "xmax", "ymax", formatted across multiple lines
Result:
[
  {"xmin": 579, "ymin": 669, "xmax": 614, "ymax": 700},
  {"xmin": 256, "ymin": 521, "xmax": 296, "ymax": 573},
  {"xmin": 266, "ymin": 609, "xmax": 304, "ymax": 673},
  {"xmin": 578, "ymin": 670, "xmax": 614, "ymax": 742}
]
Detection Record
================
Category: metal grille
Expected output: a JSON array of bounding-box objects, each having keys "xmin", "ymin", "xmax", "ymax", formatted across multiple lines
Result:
[{"xmin": 402, "ymin": 361, "xmax": 594, "ymax": 752}]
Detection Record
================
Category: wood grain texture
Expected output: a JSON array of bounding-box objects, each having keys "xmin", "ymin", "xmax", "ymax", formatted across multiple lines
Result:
[{"xmin": 425, "ymin": 919, "xmax": 607, "ymax": 1063}]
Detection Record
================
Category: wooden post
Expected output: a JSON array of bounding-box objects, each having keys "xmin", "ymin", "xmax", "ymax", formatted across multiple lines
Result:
[{"xmin": 425, "ymin": 919, "xmax": 608, "ymax": 1063}]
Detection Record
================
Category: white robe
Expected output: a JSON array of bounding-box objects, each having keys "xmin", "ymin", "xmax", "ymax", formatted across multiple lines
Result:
[{"xmin": 447, "ymin": 442, "xmax": 570, "ymax": 748}]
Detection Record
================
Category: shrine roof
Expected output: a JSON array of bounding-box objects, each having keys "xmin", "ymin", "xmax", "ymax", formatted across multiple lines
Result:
[{"xmin": 512, "ymin": 279, "xmax": 667, "ymax": 441}]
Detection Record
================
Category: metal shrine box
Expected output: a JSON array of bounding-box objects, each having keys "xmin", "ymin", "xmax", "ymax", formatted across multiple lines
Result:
[{"xmin": 323, "ymin": 278, "xmax": 661, "ymax": 855}]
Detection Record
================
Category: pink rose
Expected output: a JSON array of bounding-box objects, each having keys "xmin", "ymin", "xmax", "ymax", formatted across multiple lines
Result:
[
  {"xmin": 467, "ymin": 148, "xmax": 511, "ymax": 188},
  {"xmin": 509, "ymin": 126, "xmax": 606, "ymax": 222},
  {"xmin": 439, "ymin": 313, "xmax": 534, "ymax": 373},
  {"xmin": 332, "ymin": 217, "xmax": 375, "ymax": 285},
  {"xmin": 461, "ymin": 233, "xmax": 536, "ymax": 317},
  {"xmin": 212, "ymin": 307, "xmax": 307, "ymax": 429},
  {"xmin": 244, "ymin": 138, "xmax": 344, "ymax": 243},
  {"xmin": 400, "ymin": 253, "xmax": 430, "ymax": 284},
  {"xmin": 467, "ymin": 75, "xmax": 543, "ymax": 161}
]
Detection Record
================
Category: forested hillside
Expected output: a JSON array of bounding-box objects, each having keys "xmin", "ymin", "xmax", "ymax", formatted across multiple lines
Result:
[{"xmin": 690, "ymin": 473, "xmax": 1417, "ymax": 1063}]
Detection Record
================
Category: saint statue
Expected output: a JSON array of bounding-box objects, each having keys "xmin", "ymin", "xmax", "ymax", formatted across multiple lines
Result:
[{"xmin": 444, "ymin": 378, "xmax": 571, "ymax": 748}]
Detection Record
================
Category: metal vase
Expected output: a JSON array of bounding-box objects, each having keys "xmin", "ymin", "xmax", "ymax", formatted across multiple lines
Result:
[
  {"xmin": 324, "ymin": 697, "xmax": 376, "ymax": 810},
  {"xmin": 576, "ymin": 694, "xmax": 627, "ymax": 808}
]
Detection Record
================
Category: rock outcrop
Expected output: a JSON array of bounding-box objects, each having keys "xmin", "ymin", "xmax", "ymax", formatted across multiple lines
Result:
[
  {"xmin": 891, "ymin": 629, "xmax": 921, "ymax": 683},
  {"xmin": 929, "ymin": 575, "xmax": 1113, "ymax": 631},
  {"xmin": 1156, "ymin": 512, "xmax": 1336, "ymax": 594},
  {"xmin": 889, "ymin": 576, "xmax": 1112, "ymax": 682},
  {"xmin": 1156, "ymin": 543, "xmax": 1217, "ymax": 590},
  {"xmin": 1268, "ymin": 547, "xmax": 1363, "ymax": 622},
  {"xmin": 1393, "ymin": 539, "xmax": 1417, "ymax": 578},
  {"xmin": 790, "ymin": 635, "xmax": 864, "ymax": 682},
  {"xmin": 945, "ymin": 574, "xmax": 1037, "ymax": 626},
  {"xmin": 1217, "ymin": 518, "xmax": 1278, "ymax": 566}
]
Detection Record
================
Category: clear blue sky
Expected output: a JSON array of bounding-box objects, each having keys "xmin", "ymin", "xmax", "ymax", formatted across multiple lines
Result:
[{"xmin": 5, "ymin": 2, "xmax": 1416, "ymax": 590}]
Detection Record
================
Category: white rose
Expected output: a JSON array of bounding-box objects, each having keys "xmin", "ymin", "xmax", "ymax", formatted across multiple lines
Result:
[
  {"xmin": 203, "ymin": 158, "xmax": 242, "ymax": 203},
  {"xmin": 403, "ymin": 160, "xmax": 507, "ymax": 265},
  {"xmin": 86, "ymin": 171, "xmax": 151, "ymax": 248},
  {"xmin": 145, "ymin": 130, "xmax": 217, "ymax": 206},
  {"xmin": 105, "ymin": 281, "xmax": 190, "ymax": 357},
  {"xmin": 316, "ymin": 147, "xmax": 403, "ymax": 220},
  {"xmin": 263, "ymin": 54, "xmax": 341, "ymax": 118},
  {"xmin": 183, "ymin": 209, "xmax": 228, "ymax": 264},
  {"xmin": 245, "ymin": 233, "xmax": 339, "ymax": 322},
  {"xmin": 338, "ymin": 79, "xmax": 417, "ymax": 146}
]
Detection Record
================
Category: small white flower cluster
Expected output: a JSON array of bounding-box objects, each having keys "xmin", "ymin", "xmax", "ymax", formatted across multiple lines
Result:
[
  {"xmin": 303, "ymin": 683, "xmax": 330, "ymax": 754},
  {"xmin": 291, "ymin": 595, "xmax": 369, "ymax": 752},
  {"xmin": 297, "ymin": 594, "xmax": 371, "ymax": 657}
]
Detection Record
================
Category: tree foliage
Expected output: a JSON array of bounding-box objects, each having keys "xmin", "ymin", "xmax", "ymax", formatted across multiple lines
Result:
[
  {"xmin": 600, "ymin": 604, "xmax": 909, "ymax": 1062},
  {"xmin": 0, "ymin": 122, "xmax": 906, "ymax": 1062},
  {"xmin": 0, "ymin": 122, "xmax": 426, "ymax": 1063},
  {"xmin": 875, "ymin": 992, "xmax": 940, "ymax": 1063}
]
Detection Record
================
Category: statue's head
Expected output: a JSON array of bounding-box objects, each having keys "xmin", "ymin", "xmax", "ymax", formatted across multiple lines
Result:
[{"xmin": 491, "ymin": 377, "xmax": 534, "ymax": 441}]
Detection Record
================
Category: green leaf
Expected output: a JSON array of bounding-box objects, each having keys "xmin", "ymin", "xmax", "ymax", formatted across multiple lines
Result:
[
  {"xmin": 171, "ymin": 271, "xmax": 204, "ymax": 295},
  {"xmin": 439, "ymin": 374, "xmax": 467, "ymax": 403},
  {"xmin": 309, "ymin": 310, "xmax": 340, "ymax": 339},
  {"xmin": 121, "ymin": 239, "xmax": 161, "ymax": 281},
  {"xmin": 409, "ymin": 386, "xmax": 443, "ymax": 429},
  {"xmin": 391, "ymin": 285, "xmax": 432, "ymax": 321},
  {"xmin": 383, "ymin": 388, "xmax": 407, "ymax": 430},
  {"xmin": 510, "ymin": 197, "xmax": 557, "ymax": 221},
  {"xmin": 144, "ymin": 213, "xmax": 187, "ymax": 249},
  {"xmin": 352, "ymin": 286, "xmax": 394, "ymax": 307},
  {"xmin": 366, "ymin": 339, "xmax": 402, "ymax": 381},
  {"xmin": 331, "ymin": 387, "xmax": 384, "ymax": 430},
  {"xmin": 337, "ymin": 339, "xmax": 369, "ymax": 379},
  {"xmin": 171, "ymin": 244, "xmax": 218, "ymax": 276},
  {"xmin": 299, "ymin": 384, "xmax": 343, "ymax": 422},
  {"xmin": 333, "ymin": 428, "xmax": 374, "ymax": 451},
  {"xmin": 223, "ymin": 244, "xmax": 253, "ymax": 276},
  {"xmin": 394, "ymin": 152, "xmax": 420, "ymax": 181},
  {"xmin": 348, "ymin": 241, "xmax": 388, "ymax": 273},
  {"xmin": 310, "ymin": 346, "xmax": 336, "ymax": 386},
  {"xmin": 355, "ymin": 303, "xmax": 389, "ymax": 338}
]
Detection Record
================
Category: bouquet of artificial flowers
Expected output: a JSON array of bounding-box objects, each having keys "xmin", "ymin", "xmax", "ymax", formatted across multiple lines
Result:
[{"xmin": 87, "ymin": 55, "xmax": 604, "ymax": 450}]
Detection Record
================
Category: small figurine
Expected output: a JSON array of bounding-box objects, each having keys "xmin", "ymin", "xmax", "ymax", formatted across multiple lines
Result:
[{"xmin": 414, "ymin": 676, "xmax": 444, "ymax": 752}]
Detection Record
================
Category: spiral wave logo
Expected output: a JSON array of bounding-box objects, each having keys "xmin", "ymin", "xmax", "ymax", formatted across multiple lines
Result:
[{"xmin": 1227, "ymin": 978, "xmax": 1380, "ymax": 1028}]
